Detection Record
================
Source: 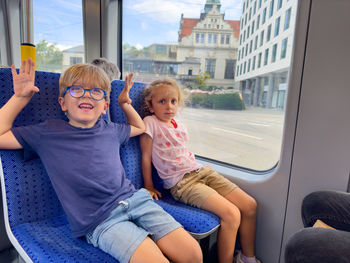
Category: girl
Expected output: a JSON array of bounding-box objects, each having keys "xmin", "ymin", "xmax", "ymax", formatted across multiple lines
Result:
[{"xmin": 140, "ymin": 79, "xmax": 261, "ymax": 263}]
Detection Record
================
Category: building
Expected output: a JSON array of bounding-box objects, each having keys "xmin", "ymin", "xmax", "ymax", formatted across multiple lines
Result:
[
  {"xmin": 236, "ymin": 0, "xmax": 297, "ymax": 109},
  {"xmin": 177, "ymin": 0, "xmax": 240, "ymax": 89},
  {"xmin": 62, "ymin": 45, "xmax": 85, "ymax": 69}
]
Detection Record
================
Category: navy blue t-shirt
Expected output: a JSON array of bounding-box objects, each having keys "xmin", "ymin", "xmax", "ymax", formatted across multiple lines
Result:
[{"xmin": 11, "ymin": 119, "xmax": 136, "ymax": 237}]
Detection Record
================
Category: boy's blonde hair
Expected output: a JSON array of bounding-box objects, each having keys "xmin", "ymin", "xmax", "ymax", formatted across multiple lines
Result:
[
  {"xmin": 142, "ymin": 78, "xmax": 184, "ymax": 116},
  {"xmin": 59, "ymin": 64, "xmax": 111, "ymax": 102}
]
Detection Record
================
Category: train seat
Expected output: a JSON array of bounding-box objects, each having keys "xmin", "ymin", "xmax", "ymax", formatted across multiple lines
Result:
[
  {"xmin": 109, "ymin": 80, "xmax": 220, "ymax": 239},
  {"xmin": 0, "ymin": 68, "xmax": 117, "ymax": 262}
]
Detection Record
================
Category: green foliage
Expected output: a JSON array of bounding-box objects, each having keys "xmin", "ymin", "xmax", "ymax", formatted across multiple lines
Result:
[
  {"xmin": 195, "ymin": 74, "xmax": 210, "ymax": 90},
  {"xmin": 210, "ymin": 93, "xmax": 245, "ymax": 110},
  {"xmin": 36, "ymin": 40, "xmax": 63, "ymax": 70},
  {"xmin": 189, "ymin": 92, "xmax": 245, "ymax": 110}
]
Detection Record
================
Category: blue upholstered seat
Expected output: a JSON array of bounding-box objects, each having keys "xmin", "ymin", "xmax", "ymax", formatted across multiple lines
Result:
[
  {"xmin": 109, "ymin": 80, "xmax": 220, "ymax": 239},
  {"xmin": 0, "ymin": 68, "xmax": 117, "ymax": 262}
]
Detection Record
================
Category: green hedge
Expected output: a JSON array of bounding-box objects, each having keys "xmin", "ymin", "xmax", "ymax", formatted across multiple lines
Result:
[{"xmin": 189, "ymin": 92, "xmax": 245, "ymax": 110}]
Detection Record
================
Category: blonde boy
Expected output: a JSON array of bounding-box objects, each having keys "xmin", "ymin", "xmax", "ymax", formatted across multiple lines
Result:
[{"xmin": 0, "ymin": 59, "xmax": 202, "ymax": 263}]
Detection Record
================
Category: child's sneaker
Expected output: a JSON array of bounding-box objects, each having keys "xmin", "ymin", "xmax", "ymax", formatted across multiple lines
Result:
[{"xmin": 235, "ymin": 250, "xmax": 261, "ymax": 263}]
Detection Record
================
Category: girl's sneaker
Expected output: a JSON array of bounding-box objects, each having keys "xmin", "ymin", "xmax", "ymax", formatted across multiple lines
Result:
[{"xmin": 235, "ymin": 250, "xmax": 261, "ymax": 263}]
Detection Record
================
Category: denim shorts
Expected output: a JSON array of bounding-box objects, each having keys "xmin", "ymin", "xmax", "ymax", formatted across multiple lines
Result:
[{"xmin": 85, "ymin": 188, "xmax": 182, "ymax": 263}]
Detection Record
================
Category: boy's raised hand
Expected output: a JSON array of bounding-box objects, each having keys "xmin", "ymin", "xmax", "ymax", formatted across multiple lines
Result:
[
  {"xmin": 118, "ymin": 72, "xmax": 134, "ymax": 105},
  {"xmin": 11, "ymin": 58, "xmax": 39, "ymax": 98}
]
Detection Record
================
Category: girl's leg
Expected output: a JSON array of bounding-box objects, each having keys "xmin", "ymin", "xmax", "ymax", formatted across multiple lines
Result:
[
  {"xmin": 201, "ymin": 192, "xmax": 241, "ymax": 263},
  {"xmin": 156, "ymin": 227, "xmax": 202, "ymax": 263},
  {"xmin": 130, "ymin": 236, "xmax": 169, "ymax": 263},
  {"xmin": 224, "ymin": 188, "xmax": 257, "ymax": 257}
]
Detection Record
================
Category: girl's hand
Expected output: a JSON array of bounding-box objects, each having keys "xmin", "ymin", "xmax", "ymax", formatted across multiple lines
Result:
[
  {"xmin": 11, "ymin": 58, "xmax": 39, "ymax": 98},
  {"xmin": 118, "ymin": 72, "xmax": 133, "ymax": 105},
  {"xmin": 145, "ymin": 187, "xmax": 162, "ymax": 200}
]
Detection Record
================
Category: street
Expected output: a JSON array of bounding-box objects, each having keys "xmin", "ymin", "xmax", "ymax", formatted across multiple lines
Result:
[{"xmin": 178, "ymin": 107, "xmax": 285, "ymax": 171}]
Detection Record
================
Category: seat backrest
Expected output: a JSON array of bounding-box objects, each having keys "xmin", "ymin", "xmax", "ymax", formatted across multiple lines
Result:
[
  {"xmin": 109, "ymin": 80, "xmax": 164, "ymax": 190},
  {"xmin": 0, "ymin": 68, "xmax": 65, "ymax": 227}
]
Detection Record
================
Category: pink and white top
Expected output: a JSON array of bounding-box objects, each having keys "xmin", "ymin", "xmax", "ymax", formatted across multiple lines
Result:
[{"xmin": 144, "ymin": 115, "xmax": 202, "ymax": 189}]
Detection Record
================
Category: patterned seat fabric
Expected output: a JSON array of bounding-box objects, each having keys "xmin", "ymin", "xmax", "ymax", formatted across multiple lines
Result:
[
  {"xmin": 109, "ymin": 80, "xmax": 220, "ymax": 238},
  {"xmin": 0, "ymin": 68, "xmax": 117, "ymax": 262}
]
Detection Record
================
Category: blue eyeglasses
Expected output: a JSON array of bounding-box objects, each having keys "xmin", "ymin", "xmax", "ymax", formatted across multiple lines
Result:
[{"xmin": 62, "ymin": 85, "xmax": 107, "ymax": 101}]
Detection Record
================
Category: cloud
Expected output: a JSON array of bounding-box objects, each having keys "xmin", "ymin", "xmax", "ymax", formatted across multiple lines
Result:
[
  {"xmin": 125, "ymin": 0, "xmax": 242, "ymax": 24},
  {"xmin": 135, "ymin": 44, "xmax": 144, "ymax": 50},
  {"xmin": 126, "ymin": 0, "xmax": 203, "ymax": 23}
]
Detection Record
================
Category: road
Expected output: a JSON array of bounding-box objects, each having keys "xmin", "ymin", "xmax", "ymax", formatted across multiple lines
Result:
[{"xmin": 178, "ymin": 107, "xmax": 285, "ymax": 171}]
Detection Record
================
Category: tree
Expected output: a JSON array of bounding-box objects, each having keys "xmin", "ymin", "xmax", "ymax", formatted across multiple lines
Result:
[
  {"xmin": 195, "ymin": 73, "xmax": 210, "ymax": 91},
  {"xmin": 36, "ymin": 40, "xmax": 63, "ymax": 71}
]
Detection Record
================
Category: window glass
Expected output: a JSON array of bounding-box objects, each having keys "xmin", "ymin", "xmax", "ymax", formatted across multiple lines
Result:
[
  {"xmin": 33, "ymin": 0, "xmax": 84, "ymax": 72},
  {"xmin": 123, "ymin": 0, "xmax": 298, "ymax": 171}
]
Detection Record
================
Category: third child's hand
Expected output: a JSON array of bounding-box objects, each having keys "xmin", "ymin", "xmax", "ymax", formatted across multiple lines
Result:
[
  {"xmin": 146, "ymin": 187, "xmax": 162, "ymax": 200},
  {"xmin": 11, "ymin": 58, "xmax": 39, "ymax": 98},
  {"xmin": 118, "ymin": 72, "xmax": 134, "ymax": 105}
]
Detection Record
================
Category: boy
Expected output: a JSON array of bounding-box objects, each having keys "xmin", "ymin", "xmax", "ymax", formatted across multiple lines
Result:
[{"xmin": 0, "ymin": 58, "xmax": 202, "ymax": 263}]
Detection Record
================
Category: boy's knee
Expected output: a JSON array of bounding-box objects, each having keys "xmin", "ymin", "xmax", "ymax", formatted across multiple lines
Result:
[{"xmin": 186, "ymin": 242, "xmax": 203, "ymax": 263}]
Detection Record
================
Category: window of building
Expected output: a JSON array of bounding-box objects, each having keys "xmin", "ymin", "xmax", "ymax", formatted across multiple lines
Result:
[
  {"xmin": 156, "ymin": 45, "xmax": 166, "ymax": 54},
  {"xmin": 70, "ymin": 56, "xmax": 83, "ymax": 65},
  {"xmin": 247, "ymin": 26, "xmax": 250, "ymax": 38},
  {"xmin": 245, "ymin": 43, "xmax": 249, "ymax": 56},
  {"xmin": 205, "ymin": 59, "xmax": 216, "ymax": 78},
  {"xmin": 269, "ymin": 0, "xmax": 274, "ymax": 17},
  {"xmin": 260, "ymin": 30, "xmax": 264, "ymax": 46},
  {"xmin": 258, "ymin": 52, "xmax": 262, "ymax": 68},
  {"xmin": 226, "ymin": 34, "xmax": 230, "ymax": 44},
  {"xmin": 250, "ymin": 40, "xmax": 253, "ymax": 53},
  {"xmin": 196, "ymin": 33, "xmax": 200, "ymax": 43},
  {"xmin": 277, "ymin": 0, "xmax": 283, "ymax": 10},
  {"xmin": 259, "ymin": 0, "xmax": 262, "ymax": 8},
  {"xmin": 264, "ymin": 48, "xmax": 269, "ymax": 65},
  {"xmin": 252, "ymin": 55, "xmax": 256, "ymax": 70},
  {"xmin": 248, "ymin": 59, "xmax": 251, "ymax": 72},
  {"xmin": 284, "ymin": 8, "xmax": 291, "ymax": 30},
  {"xmin": 244, "ymin": 61, "xmax": 247, "ymax": 73},
  {"xmin": 252, "ymin": 22, "xmax": 255, "ymax": 34},
  {"xmin": 33, "ymin": 0, "xmax": 84, "ymax": 72},
  {"xmin": 281, "ymin": 37, "xmax": 288, "ymax": 58},
  {"xmin": 201, "ymin": 33, "xmax": 205, "ymax": 43},
  {"xmin": 208, "ymin": 33, "xmax": 212, "ymax": 43},
  {"xmin": 221, "ymin": 34, "xmax": 225, "ymax": 44},
  {"xmin": 274, "ymin": 17, "xmax": 281, "ymax": 36},
  {"xmin": 255, "ymin": 35, "xmax": 258, "ymax": 50},
  {"xmin": 257, "ymin": 15, "xmax": 260, "ymax": 29},
  {"xmin": 262, "ymin": 8, "xmax": 267, "ymax": 23},
  {"xmin": 213, "ymin": 34, "xmax": 218, "ymax": 44},
  {"xmin": 188, "ymin": 69, "xmax": 192, "ymax": 76},
  {"xmin": 253, "ymin": 1, "xmax": 257, "ymax": 14},
  {"xmin": 249, "ymin": 7, "xmax": 252, "ymax": 20},
  {"xmin": 224, "ymin": 59, "xmax": 236, "ymax": 79},
  {"xmin": 271, "ymin": 43, "xmax": 277, "ymax": 62},
  {"xmin": 267, "ymin": 24, "xmax": 272, "ymax": 42}
]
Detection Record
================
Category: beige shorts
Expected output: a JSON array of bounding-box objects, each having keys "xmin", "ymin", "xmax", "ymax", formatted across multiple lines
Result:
[{"xmin": 170, "ymin": 166, "xmax": 238, "ymax": 208}]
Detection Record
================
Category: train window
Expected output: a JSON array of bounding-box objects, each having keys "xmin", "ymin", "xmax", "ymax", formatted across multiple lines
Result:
[
  {"xmin": 122, "ymin": 0, "xmax": 298, "ymax": 171},
  {"xmin": 33, "ymin": 0, "xmax": 84, "ymax": 72}
]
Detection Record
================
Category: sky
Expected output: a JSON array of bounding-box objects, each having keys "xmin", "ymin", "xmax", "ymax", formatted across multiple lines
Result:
[{"xmin": 34, "ymin": 0, "xmax": 242, "ymax": 51}]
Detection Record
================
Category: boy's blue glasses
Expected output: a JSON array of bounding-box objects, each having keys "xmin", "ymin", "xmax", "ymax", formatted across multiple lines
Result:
[{"xmin": 62, "ymin": 85, "xmax": 107, "ymax": 101}]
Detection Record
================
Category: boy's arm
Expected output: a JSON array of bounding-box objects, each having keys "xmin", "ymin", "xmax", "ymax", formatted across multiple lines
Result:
[
  {"xmin": 0, "ymin": 59, "xmax": 39, "ymax": 149},
  {"xmin": 140, "ymin": 133, "xmax": 162, "ymax": 200},
  {"xmin": 118, "ymin": 73, "xmax": 145, "ymax": 137}
]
